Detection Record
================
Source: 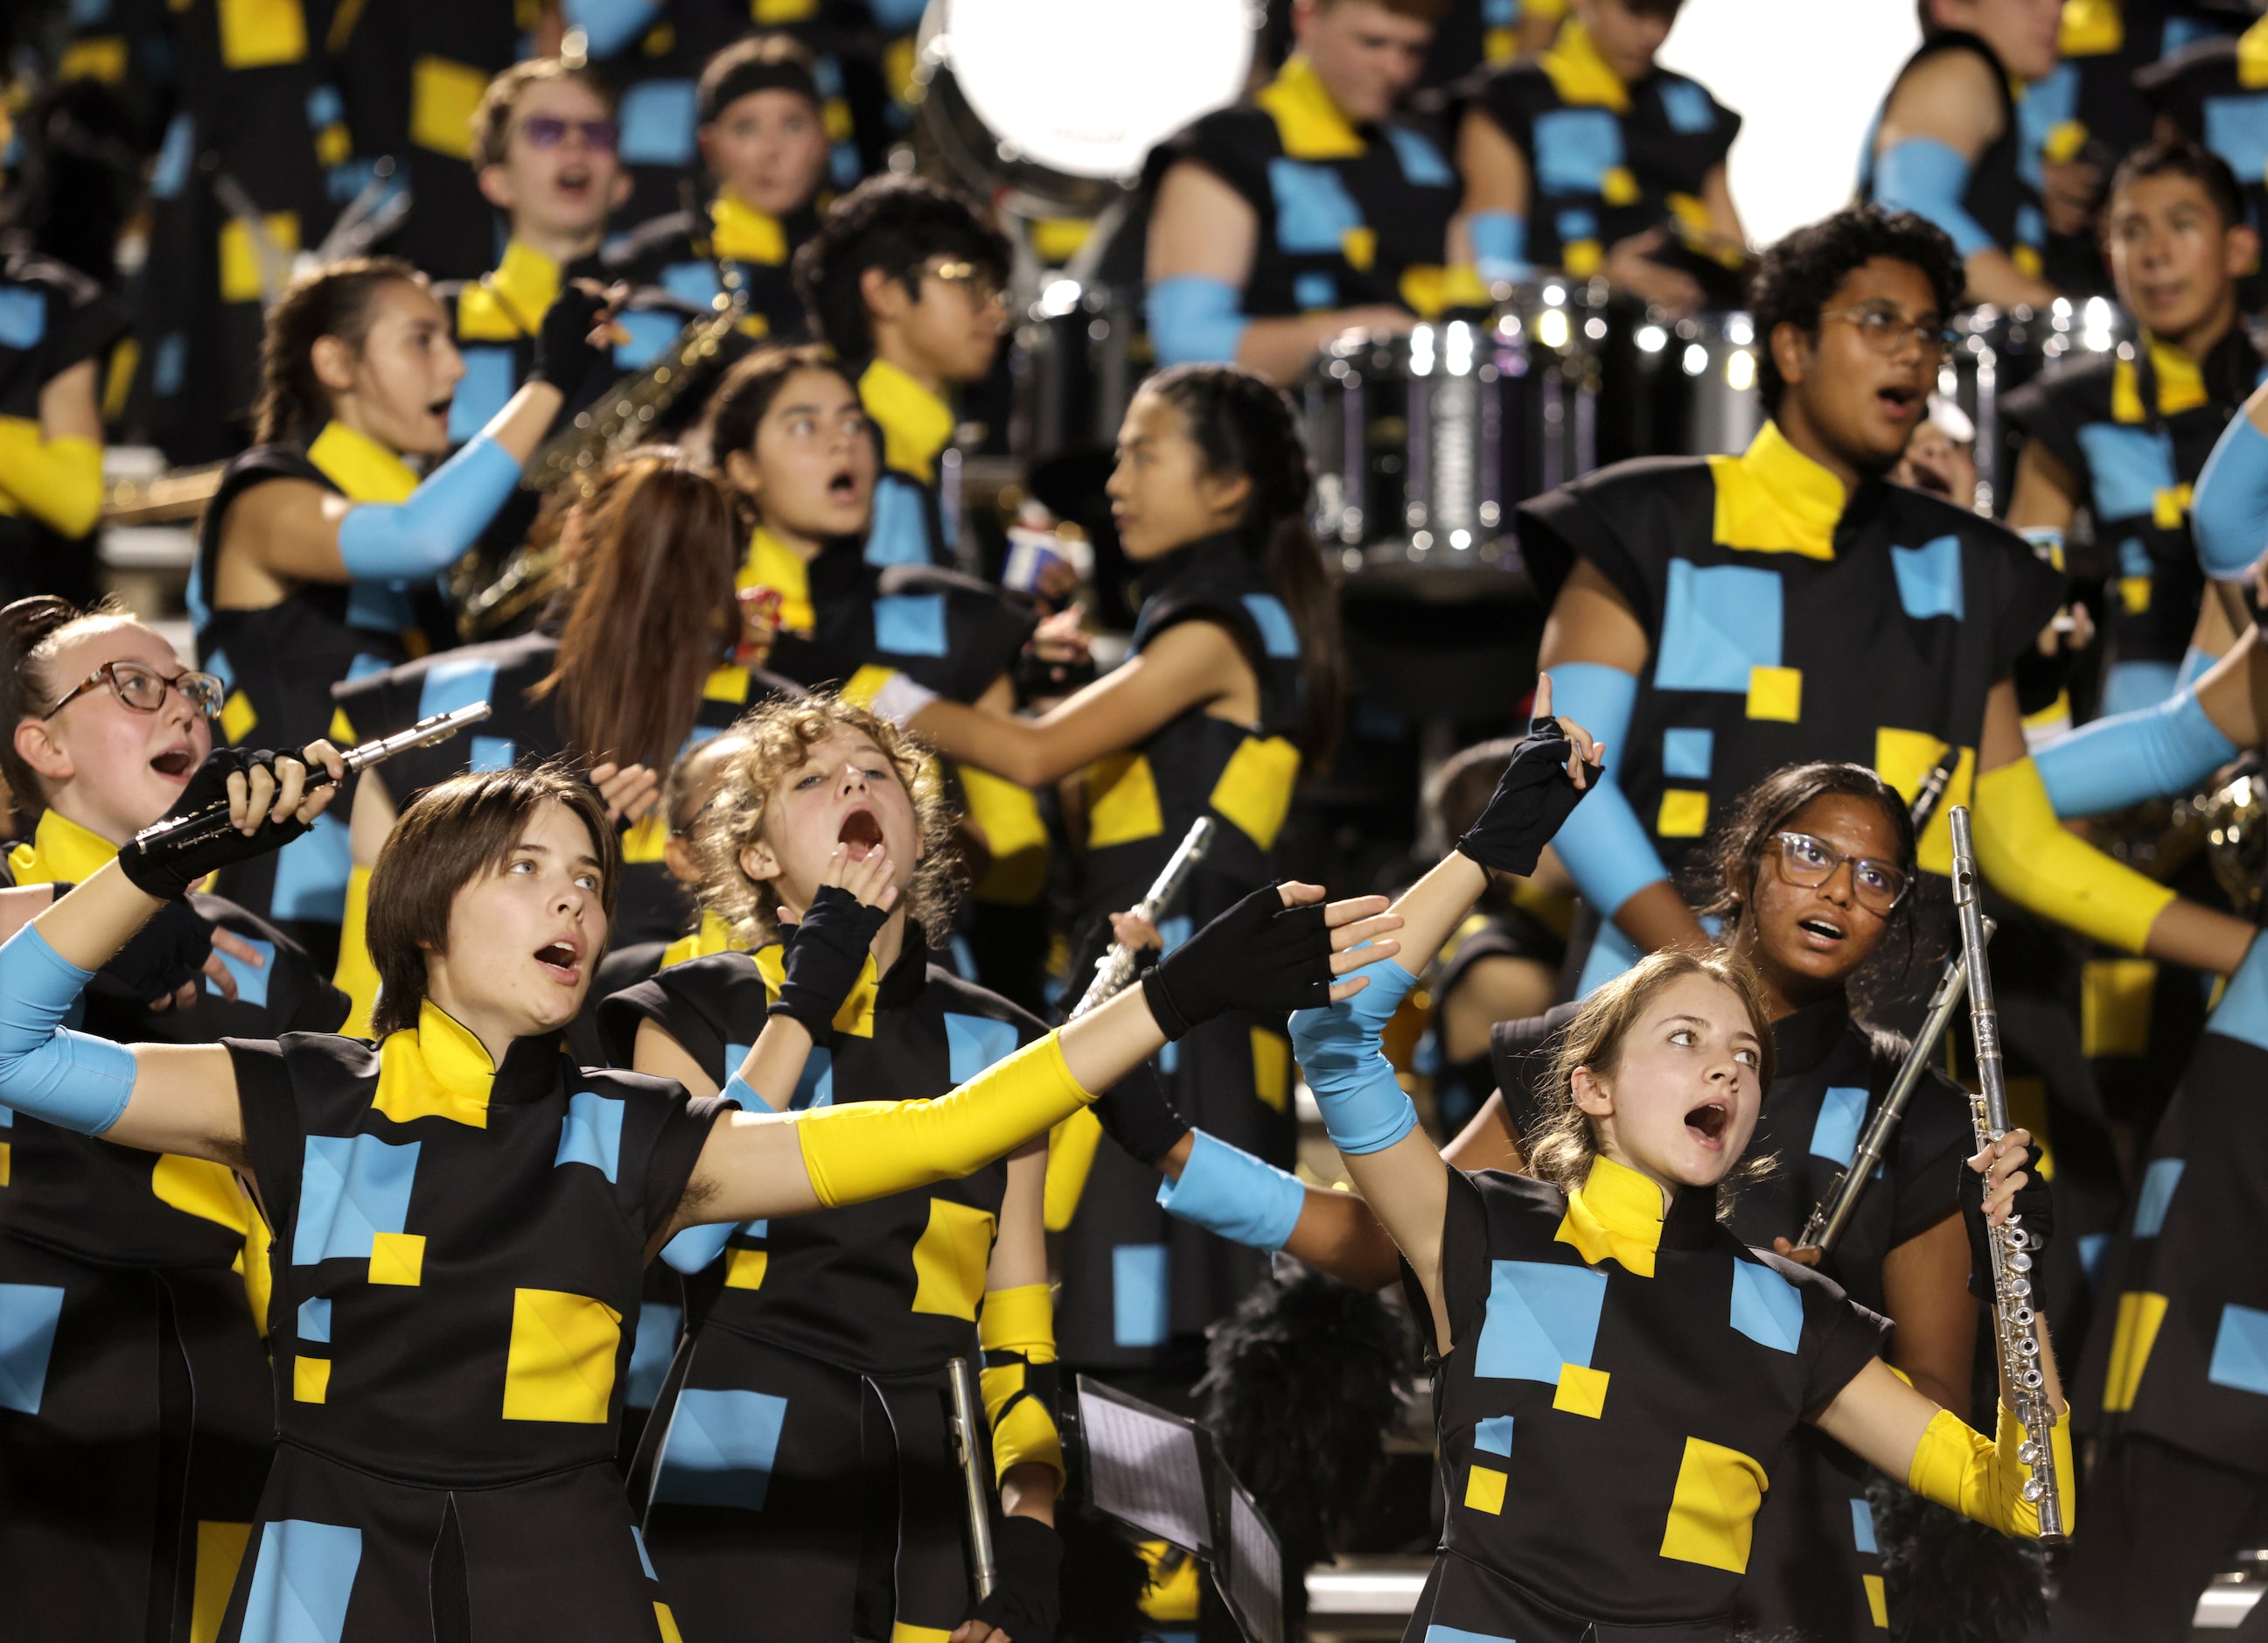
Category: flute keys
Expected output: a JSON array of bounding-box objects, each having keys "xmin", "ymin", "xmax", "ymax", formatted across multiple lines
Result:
[
  {"xmin": 2018, "ymin": 1440, "xmax": 2043, "ymax": 1465},
  {"xmin": 2021, "ymin": 1478, "xmax": 2046, "ymax": 1503},
  {"xmin": 2007, "ymin": 1249, "xmax": 2032, "ymax": 1273}
]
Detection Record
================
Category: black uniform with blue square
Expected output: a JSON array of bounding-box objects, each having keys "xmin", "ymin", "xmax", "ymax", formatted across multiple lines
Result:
[
  {"xmin": 2141, "ymin": 11, "xmax": 2268, "ymax": 305},
  {"xmin": 597, "ymin": 936, "xmax": 1045, "ymax": 1643},
  {"xmin": 0, "ymin": 251, "xmax": 127, "ymax": 605}
]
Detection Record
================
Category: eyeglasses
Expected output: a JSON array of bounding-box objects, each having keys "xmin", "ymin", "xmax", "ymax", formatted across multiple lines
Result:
[
  {"xmin": 1822, "ymin": 305, "xmax": 1956, "ymax": 359},
  {"xmin": 1770, "ymin": 830, "xmax": 1909, "ymax": 914},
  {"xmin": 44, "ymin": 660, "xmax": 226, "ymax": 722},
  {"xmin": 517, "ymin": 115, "xmax": 621, "ymax": 154},
  {"xmin": 926, "ymin": 258, "xmax": 1006, "ymax": 311}
]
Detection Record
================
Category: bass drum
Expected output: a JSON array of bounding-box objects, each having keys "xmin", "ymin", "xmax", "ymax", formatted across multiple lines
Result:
[
  {"xmin": 1938, "ymin": 298, "xmax": 2128, "ymax": 514},
  {"xmin": 910, "ymin": 0, "xmax": 1257, "ymax": 219},
  {"xmin": 1302, "ymin": 283, "xmax": 1602, "ymax": 581},
  {"xmin": 1595, "ymin": 306, "xmax": 1764, "ymax": 465}
]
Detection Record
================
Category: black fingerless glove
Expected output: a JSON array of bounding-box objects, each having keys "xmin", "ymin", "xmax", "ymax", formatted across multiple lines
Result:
[
  {"xmin": 1959, "ymin": 1141, "xmax": 2053, "ymax": 1303},
  {"xmin": 766, "ymin": 884, "xmax": 890, "ymax": 1038},
  {"xmin": 116, "ymin": 747, "xmax": 318, "ymax": 902},
  {"xmin": 964, "ymin": 1516, "xmax": 1061, "ymax": 1643},
  {"xmin": 1141, "ymin": 883, "xmax": 1330, "ymax": 1041},
  {"xmin": 1455, "ymin": 712, "xmax": 1589, "ymax": 877},
  {"xmin": 90, "ymin": 897, "xmax": 219, "ymax": 1004},
  {"xmin": 1092, "ymin": 1065, "xmax": 1190, "ymax": 1167},
  {"xmin": 1015, "ymin": 644, "xmax": 1098, "ymax": 703},
  {"xmin": 531, "ymin": 282, "xmax": 613, "ymax": 391}
]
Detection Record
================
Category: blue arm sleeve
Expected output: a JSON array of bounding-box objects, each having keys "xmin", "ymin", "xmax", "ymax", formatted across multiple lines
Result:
[
  {"xmin": 0, "ymin": 926, "xmax": 139, "ymax": 1136},
  {"xmin": 334, "ymin": 435, "xmax": 523, "ymax": 581},
  {"xmin": 2035, "ymin": 686, "xmax": 2238, "ymax": 817},
  {"xmin": 1469, "ymin": 211, "xmax": 1531, "ymax": 284},
  {"xmin": 562, "ymin": 0, "xmax": 660, "ymax": 58},
  {"xmin": 658, "ymin": 1072, "xmax": 751, "ymax": 1271},
  {"xmin": 2193, "ymin": 414, "xmax": 2268, "ymax": 579},
  {"xmin": 1874, "ymin": 138, "xmax": 1994, "ymax": 259},
  {"xmin": 1545, "ymin": 662, "xmax": 1669, "ymax": 919},
  {"xmin": 1288, "ymin": 952, "xmax": 1423, "ymax": 1155},
  {"xmin": 1156, "ymin": 1130, "xmax": 1308, "ymax": 1249},
  {"xmin": 1148, "ymin": 276, "xmax": 1251, "ymax": 367}
]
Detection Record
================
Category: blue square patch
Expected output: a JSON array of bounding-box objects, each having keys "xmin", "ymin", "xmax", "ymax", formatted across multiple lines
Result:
[
  {"xmin": 1808, "ymin": 1087, "xmax": 1868, "ymax": 1167},
  {"xmin": 945, "ymin": 1012, "xmax": 1021, "ymax": 1082},
  {"xmin": 416, "ymin": 655, "xmax": 500, "ymax": 722},
  {"xmin": 1474, "ymin": 1259, "xmax": 1608, "ymax": 1382},
  {"xmin": 1890, "ymin": 535, "xmax": 1964, "ymax": 620},
  {"xmin": 1531, "ymin": 108, "xmax": 1624, "ymax": 197},
  {"xmin": 2076, "ymin": 423, "xmax": 2177, "ymax": 523},
  {"xmin": 0, "ymin": 287, "xmax": 46, "ymax": 352},
  {"xmin": 293, "ymin": 1133, "xmax": 420, "ymax": 1265},
  {"xmin": 205, "ymin": 933, "xmax": 276, "ymax": 1008},
  {"xmin": 1113, "ymin": 1243, "xmax": 1170, "ymax": 1348},
  {"xmin": 555, "ymin": 1089, "xmax": 625, "ymax": 1182},
  {"xmin": 1267, "ymin": 159, "xmax": 1364, "ymax": 255},
  {"xmin": 618, "ymin": 80, "xmax": 699, "ymax": 166},
  {"xmin": 449, "ymin": 346, "xmax": 520, "ymax": 445},
  {"xmin": 241, "ymin": 1519, "xmax": 361, "ymax": 1643},
  {"xmin": 1472, "ymin": 1414, "xmax": 1514, "ymax": 1457},
  {"xmin": 2132, "ymin": 1157, "xmax": 2185, "ymax": 1239},
  {"xmin": 1654, "ymin": 559, "xmax": 1783, "ymax": 694},
  {"xmin": 0, "ymin": 1283, "xmax": 66, "ymax": 1415},
  {"xmin": 1729, "ymin": 1258, "xmax": 1804, "ymax": 1354},
  {"xmin": 2209, "ymin": 1302, "xmax": 2268, "ymax": 1396},
  {"xmin": 1657, "ymin": 80, "xmax": 1716, "ymax": 135},
  {"xmin": 1661, "ymin": 727, "xmax": 1713, "ymax": 780},
  {"xmin": 1242, "ymin": 593, "xmax": 1301, "ymax": 659},
  {"xmin": 875, "ymin": 592, "xmax": 949, "ymax": 657},
  {"xmin": 652, "ymin": 1387, "xmax": 791, "ymax": 1510}
]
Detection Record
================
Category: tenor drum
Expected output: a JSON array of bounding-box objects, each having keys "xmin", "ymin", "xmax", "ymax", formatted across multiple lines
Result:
[
  {"xmin": 1302, "ymin": 282, "xmax": 1602, "ymax": 575},
  {"xmin": 1595, "ymin": 308, "xmax": 1764, "ymax": 465},
  {"xmin": 1939, "ymin": 298, "xmax": 2128, "ymax": 514},
  {"xmin": 1013, "ymin": 277, "xmax": 1142, "ymax": 464}
]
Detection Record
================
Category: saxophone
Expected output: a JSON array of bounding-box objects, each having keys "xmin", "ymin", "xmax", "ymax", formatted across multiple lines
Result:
[
  {"xmin": 1947, "ymin": 804, "xmax": 2067, "ymax": 1544},
  {"xmin": 456, "ymin": 285, "xmax": 749, "ymax": 640}
]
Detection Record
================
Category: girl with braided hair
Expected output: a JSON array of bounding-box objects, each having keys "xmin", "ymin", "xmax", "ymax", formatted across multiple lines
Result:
[{"xmin": 905, "ymin": 361, "xmax": 1346, "ymax": 1383}]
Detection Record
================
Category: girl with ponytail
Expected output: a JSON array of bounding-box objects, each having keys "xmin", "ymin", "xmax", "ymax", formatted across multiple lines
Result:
[
  {"xmin": 190, "ymin": 256, "xmax": 619, "ymax": 961},
  {"xmin": 903, "ymin": 361, "xmax": 1346, "ymax": 1374}
]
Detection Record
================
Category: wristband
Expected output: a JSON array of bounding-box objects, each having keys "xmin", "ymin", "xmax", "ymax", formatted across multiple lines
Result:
[
  {"xmin": 867, "ymin": 670, "xmax": 939, "ymax": 728},
  {"xmin": 1157, "ymin": 1129, "xmax": 1307, "ymax": 1249}
]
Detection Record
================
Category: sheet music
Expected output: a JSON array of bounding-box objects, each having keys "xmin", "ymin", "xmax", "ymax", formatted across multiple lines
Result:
[
  {"xmin": 1224, "ymin": 1475, "xmax": 1282, "ymax": 1643},
  {"xmin": 1078, "ymin": 1385, "xmax": 1212, "ymax": 1554}
]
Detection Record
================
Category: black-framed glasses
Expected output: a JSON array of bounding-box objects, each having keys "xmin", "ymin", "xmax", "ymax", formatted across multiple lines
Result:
[
  {"xmin": 1822, "ymin": 305, "xmax": 1956, "ymax": 359},
  {"xmin": 44, "ymin": 660, "xmax": 225, "ymax": 721},
  {"xmin": 518, "ymin": 115, "xmax": 621, "ymax": 153},
  {"xmin": 1771, "ymin": 830, "xmax": 1909, "ymax": 914}
]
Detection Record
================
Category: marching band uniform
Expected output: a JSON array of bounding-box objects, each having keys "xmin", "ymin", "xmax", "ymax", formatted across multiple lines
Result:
[
  {"xmin": 2139, "ymin": 10, "xmax": 2268, "ymax": 297},
  {"xmin": 0, "ymin": 811, "xmax": 345, "ymax": 1641},
  {"xmin": 597, "ymin": 933, "xmax": 1059, "ymax": 1642},
  {"xmin": 0, "ymin": 251, "xmax": 123, "ymax": 607},
  {"xmin": 604, "ymin": 192, "xmax": 820, "ymax": 349}
]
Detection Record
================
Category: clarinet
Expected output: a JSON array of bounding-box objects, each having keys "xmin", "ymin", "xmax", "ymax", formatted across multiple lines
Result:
[
  {"xmin": 126, "ymin": 704, "xmax": 493, "ymax": 855},
  {"xmin": 1948, "ymin": 804, "xmax": 2067, "ymax": 1543},
  {"xmin": 1069, "ymin": 817, "xmax": 1216, "ymax": 1018},
  {"xmin": 1790, "ymin": 740, "xmax": 1970, "ymax": 1253}
]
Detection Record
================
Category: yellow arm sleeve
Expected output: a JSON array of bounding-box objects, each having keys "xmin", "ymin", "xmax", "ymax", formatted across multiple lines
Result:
[
  {"xmin": 980, "ymin": 1281, "xmax": 1064, "ymax": 1487},
  {"xmin": 1971, "ymin": 757, "xmax": 2175, "ymax": 954},
  {"xmin": 1906, "ymin": 1402, "xmax": 2076, "ymax": 1540},
  {"xmin": 1043, "ymin": 1106, "xmax": 1106, "ymax": 1232},
  {"xmin": 332, "ymin": 866, "xmax": 380, "ymax": 1038},
  {"xmin": 792, "ymin": 1032, "xmax": 1092, "ymax": 1208},
  {"xmin": 0, "ymin": 420, "xmax": 103, "ymax": 540}
]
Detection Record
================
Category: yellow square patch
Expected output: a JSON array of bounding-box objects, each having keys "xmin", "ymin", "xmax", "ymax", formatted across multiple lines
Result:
[
  {"xmin": 1085, "ymin": 752, "xmax": 1164, "ymax": 849},
  {"xmin": 961, "ymin": 766, "xmax": 1050, "ymax": 905},
  {"xmin": 1745, "ymin": 665, "xmax": 1802, "ymax": 723},
  {"xmin": 888, "ymin": 1624, "xmax": 953, "ymax": 1643},
  {"xmin": 193, "ymin": 1521, "xmax": 252, "ymax": 1642},
  {"xmin": 218, "ymin": 0, "xmax": 307, "ymax": 67},
  {"xmin": 2005, "ymin": 1075, "xmax": 2055, "ymax": 1179},
  {"xmin": 1565, "ymin": 239, "xmax": 1603, "ymax": 277},
  {"xmin": 1601, "ymin": 165, "xmax": 1640, "ymax": 206},
  {"xmin": 0, "ymin": 1142, "xmax": 10, "ymax": 1187},
  {"xmin": 2082, "ymin": 958, "xmax": 2157, "ymax": 1059},
  {"xmin": 369, "ymin": 1231, "xmax": 425, "ymax": 1286},
  {"xmin": 1340, "ymin": 226, "xmax": 1377, "ymax": 273},
  {"xmin": 621, "ymin": 814, "xmax": 670, "ymax": 863},
  {"xmin": 1872, "ymin": 728, "xmax": 1974, "ymax": 877},
  {"xmin": 153, "ymin": 1154, "xmax": 252, "ymax": 1233},
  {"xmin": 218, "ymin": 213, "xmax": 301, "ymax": 305},
  {"xmin": 501, "ymin": 1288, "xmax": 622, "ymax": 1423},
  {"xmin": 2102, "ymin": 1290, "xmax": 2169, "ymax": 1412},
  {"xmin": 1659, "ymin": 1434, "xmax": 1768, "ymax": 1572},
  {"xmin": 1251, "ymin": 1028, "xmax": 1290, "ymax": 1113},
  {"xmin": 59, "ymin": 36, "xmax": 129, "ymax": 81},
  {"xmin": 1864, "ymin": 1572, "xmax": 1889, "ymax": 1628},
  {"xmin": 220, "ymin": 690, "xmax": 258, "ymax": 745},
  {"xmin": 656, "ymin": 1603, "xmax": 686, "ymax": 1643},
  {"xmin": 839, "ymin": 664, "xmax": 897, "ymax": 709},
  {"xmin": 1657, "ymin": 789, "xmax": 1709, "ymax": 838},
  {"xmin": 1553, "ymin": 1361, "xmax": 1609, "ymax": 1418},
  {"xmin": 2153, "ymin": 484, "xmax": 2192, "ymax": 529},
  {"xmin": 328, "ymin": 706, "xmax": 357, "ymax": 747},
  {"xmin": 411, "ymin": 55, "xmax": 489, "ymax": 159},
  {"xmin": 756, "ymin": 0, "xmax": 819, "ymax": 18},
  {"xmin": 724, "ymin": 1247, "xmax": 768, "ymax": 1290},
  {"xmin": 703, "ymin": 663, "xmax": 750, "ymax": 703},
  {"xmin": 294, "ymin": 1355, "xmax": 330, "ymax": 1403},
  {"xmin": 1210, "ymin": 736, "xmax": 1301, "ymax": 849},
  {"xmin": 1463, "ymin": 1464, "xmax": 1508, "ymax": 1514},
  {"xmin": 910, "ymin": 1198, "xmax": 999, "ymax": 1319},
  {"xmin": 2119, "ymin": 576, "xmax": 2153, "ymax": 615}
]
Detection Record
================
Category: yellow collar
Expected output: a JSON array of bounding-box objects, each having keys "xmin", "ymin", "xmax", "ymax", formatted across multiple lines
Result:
[
  {"xmin": 2242, "ymin": 12, "xmax": 2268, "ymax": 89},
  {"xmin": 1555, "ymin": 1152, "xmax": 1668, "ymax": 1276},
  {"xmin": 1706, "ymin": 421, "xmax": 1847, "ymax": 560},
  {"xmin": 486, "ymin": 238, "xmax": 563, "ymax": 332},
  {"xmin": 1255, "ymin": 53, "xmax": 1366, "ymax": 159},
  {"xmin": 859, "ymin": 358, "xmax": 956, "ymax": 486},
  {"xmin": 7, "ymin": 806, "xmax": 120, "ymax": 887},
  {"xmin": 373, "ymin": 1000, "xmax": 498, "ymax": 1129},
  {"xmin": 307, "ymin": 421, "xmax": 421, "ymax": 505},
  {"xmin": 2113, "ymin": 334, "xmax": 2210, "ymax": 422},
  {"xmin": 711, "ymin": 192, "xmax": 789, "ymax": 265},
  {"xmin": 741, "ymin": 527, "xmax": 816, "ymax": 633},
  {"xmin": 659, "ymin": 909, "xmax": 740, "ymax": 970},
  {"xmin": 756, "ymin": 940, "xmax": 879, "ymax": 1038},
  {"xmin": 1540, "ymin": 18, "xmax": 1632, "ymax": 113}
]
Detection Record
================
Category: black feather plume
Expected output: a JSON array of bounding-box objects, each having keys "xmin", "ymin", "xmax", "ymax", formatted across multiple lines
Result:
[{"xmin": 1867, "ymin": 1475, "xmax": 2047, "ymax": 1643}]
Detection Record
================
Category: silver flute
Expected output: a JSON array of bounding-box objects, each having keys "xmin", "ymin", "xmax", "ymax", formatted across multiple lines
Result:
[
  {"xmin": 1948, "ymin": 805, "xmax": 2066, "ymax": 1543},
  {"xmin": 1069, "ymin": 817, "xmax": 1216, "ymax": 1018},
  {"xmin": 947, "ymin": 1357, "xmax": 998, "ymax": 1600}
]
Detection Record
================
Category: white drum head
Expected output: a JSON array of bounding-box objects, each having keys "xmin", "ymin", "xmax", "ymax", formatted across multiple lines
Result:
[{"xmin": 939, "ymin": 0, "xmax": 1257, "ymax": 183}]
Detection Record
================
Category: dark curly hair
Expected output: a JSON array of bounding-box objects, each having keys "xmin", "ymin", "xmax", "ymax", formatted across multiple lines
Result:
[
  {"xmin": 792, "ymin": 175, "xmax": 1012, "ymax": 360},
  {"xmin": 1748, "ymin": 206, "xmax": 1964, "ymax": 416}
]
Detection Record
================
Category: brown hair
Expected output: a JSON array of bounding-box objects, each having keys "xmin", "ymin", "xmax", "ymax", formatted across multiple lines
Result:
[
  {"xmin": 695, "ymin": 693, "xmax": 959, "ymax": 947},
  {"xmin": 366, "ymin": 765, "xmax": 619, "ymax": 1037},
  {"xmin": 1315, "ymin": 0, "xmax": 1448, "ymax": 16},
  {"xmin": 251, "ymin": 257, "xmax": 426, "ymax": 445},
  {"xmin": 699, "ymin": 344, "xmax": 857, "ymax": 529},
  {"xmin": 698, "ymin": 33, "xmax": 822, "ymax": 125},
  {"xmin": 1, "ymin": 594, "xmax": 141, "ymax": 829},
  {"xmin": 532, "ymin": 453, "xmax": 741, "ymax": 773},
  {"xmin": 1522, "ymin": 949, "xmax": 1776, "ymax": 1199},
  {"xmin": 471, "ymin": 59, "xmax": 618, "ymax": 172}
]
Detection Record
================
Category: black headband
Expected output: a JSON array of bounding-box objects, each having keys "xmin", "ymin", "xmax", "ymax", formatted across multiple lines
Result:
[{"xmin": 700, "ymin": 58, "xmax": 823, "ymax": 125}]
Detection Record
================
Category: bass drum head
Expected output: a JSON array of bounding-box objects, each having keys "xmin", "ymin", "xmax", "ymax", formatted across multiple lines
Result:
[{"xmin": 911, "ymin": 0, "xmax": 1258, "ymax": 217}]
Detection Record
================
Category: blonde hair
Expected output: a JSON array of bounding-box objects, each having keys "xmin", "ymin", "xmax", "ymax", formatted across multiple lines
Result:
[
  {"xmin": 1523, "ymin": 949, "xmax": 1777, "ymax": 1199},
  {"xmin": 695, "ymin": 694, "xmax": 960, "ymax": 947}
]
